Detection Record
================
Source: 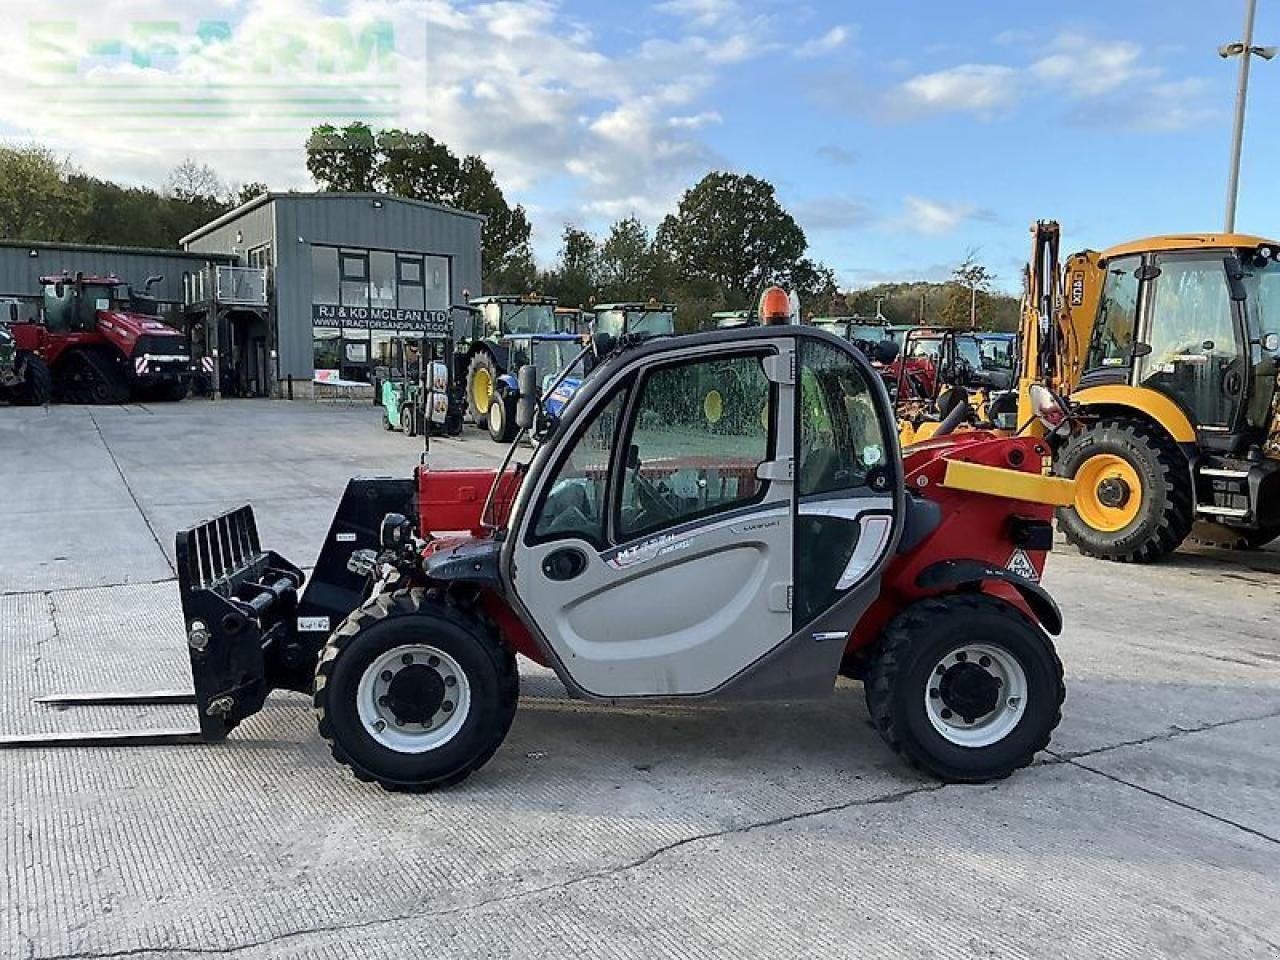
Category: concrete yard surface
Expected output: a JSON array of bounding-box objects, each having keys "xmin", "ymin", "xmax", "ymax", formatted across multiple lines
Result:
[{"xmin": 1, "ymin": 399, "xmax": 1278, "ymax": 959}]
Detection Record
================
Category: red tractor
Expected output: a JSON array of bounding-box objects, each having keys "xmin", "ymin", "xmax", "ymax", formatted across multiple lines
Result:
[
  {"xmin": 35, "ymin": 272, "xmax": 191, "ymax": 403},
  {"xmin": 7, "ymin": 326, "xmax": 1077, "ymax": 792}
]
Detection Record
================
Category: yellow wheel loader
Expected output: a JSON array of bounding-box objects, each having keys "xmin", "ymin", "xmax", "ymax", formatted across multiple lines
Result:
[{"xmin": 1021, "ymin": 221, "xmax": 1280, "ymax": 561}]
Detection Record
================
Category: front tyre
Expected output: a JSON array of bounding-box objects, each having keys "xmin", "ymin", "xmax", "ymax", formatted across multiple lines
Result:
[
  {"xmin": 865, "ymin": 594, "xmax": 1064, "ymax": 783},
  {"xmin": 314, "ymin": 589, "xmax": 518, "ymax": 792},
  {"xmin": 486, "ymin": 388, "xmax": 517, "ymax": 443},
  {"xmin": 466, "ymin": 352, "xmax": 499, "ymax": 427}
]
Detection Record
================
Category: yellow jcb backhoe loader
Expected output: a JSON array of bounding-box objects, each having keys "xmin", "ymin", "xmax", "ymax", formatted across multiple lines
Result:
[{"xmin": 1021, "ymin": 220, "xmax": 1280, "ymax": 561}]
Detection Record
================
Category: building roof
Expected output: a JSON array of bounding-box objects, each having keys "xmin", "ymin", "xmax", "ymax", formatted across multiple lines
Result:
[
  {"xmin": 180, "ymin": 191, "xmax": 487, "ymax": 245},
  {"xmin": 0, "ymin": 239, "xmax": 235, "ymax": 262}
]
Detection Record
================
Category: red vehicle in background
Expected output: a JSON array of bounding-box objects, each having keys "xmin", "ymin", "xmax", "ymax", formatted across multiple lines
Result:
[{"xmin": 29, "ymin": 272, "xmax": 192, "ymax": 404}]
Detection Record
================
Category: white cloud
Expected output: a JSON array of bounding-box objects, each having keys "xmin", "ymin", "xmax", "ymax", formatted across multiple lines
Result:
[
  {"xmin": 0, "ymin": 0, "xmax": 790, "ymax": 259},
  {"xmin": 668, "ymin": 111, "xmax": 723, "ymax": 129},
  {"xmin": 655, "ymin": 0, "xmax": 740, "ymax": 29},
  {"xmin": 795, "ymin": 25, "xmax": 851, "ymax": 60},
  {"xmin": 896, "ymin": 64, "xmax": 1020, "ymax": 116},
  {"xmin": 889, "ymin": 31, "xmax": 1214, "ymax": 132},
  {"xmin": 1029, "ymin": 35, "xmax": 1156, "ymax": 98},
  {"xmin": 900, "ymin": 196, "xmax": 997, "ymax": 236}
]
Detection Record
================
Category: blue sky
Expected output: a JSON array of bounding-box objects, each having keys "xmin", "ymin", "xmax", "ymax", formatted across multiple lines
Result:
[{"xmin": 1, "ymin": 0, "xmax": 1277, "ymax": 293}]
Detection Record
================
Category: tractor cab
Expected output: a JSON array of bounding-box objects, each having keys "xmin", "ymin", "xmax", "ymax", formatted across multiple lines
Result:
[
  {"xmin": 466, "ymin": 294, "xmax": 559, "ymax": 341},
  {"xmin": 41, "ymin": 274, "xmax": 129, "ymax": 333},
  {"xmin": 712, "ymin": 310, "xmax": 756, "ymax": 329},
  {"xmin": 1076, "ymin": 237, "xmax": 1280, "ymax": 449},
  {"xmin": 590, "ymin": 300, "xmax": 676, "ymax": 340}
]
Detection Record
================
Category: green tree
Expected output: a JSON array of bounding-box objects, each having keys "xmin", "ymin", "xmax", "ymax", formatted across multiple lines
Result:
[
  {"xmin": 305, "ymin": 122, "xmax": 532, "ymax": 284},
  {"xmin": 236, "ymin": 181, "xmax": 269, "ymax": 206},
  {"xmin": 0, "ymin": 146, "xmax": 86, "ymax": 241},
  {"xmin": 541, "ymin": 225, "xmax": 599, "ymax": 307},
  {"xmin": 597, "ymin": 216, "xmax": 660, "ymax": 301},
  {"xmin": 306, "ymin": 122, "xmax": 378, "ymax": 192},
  {"xmin": 656, "ymin": 172, "xmax": 808, "ymax": 301},
  {"xmin": 939, "ymin": 251, "xmax": 997, "ymax": 329}
]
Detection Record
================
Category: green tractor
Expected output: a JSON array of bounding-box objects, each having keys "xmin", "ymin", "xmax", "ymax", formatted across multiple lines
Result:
[
  {"xmin": 0, "ymin": 300, "xmax": 52, "ymax": 406},
  {"xmin": 457, "ymin": 294, "xmax": 559, "ymax": 427},
  {"xmin": 379, "ymin": 335, "xmax": 464, "ymax": 438},
  {"xmin": 590, "ymin": 299, "xmax": 677, "ymax": 339}
]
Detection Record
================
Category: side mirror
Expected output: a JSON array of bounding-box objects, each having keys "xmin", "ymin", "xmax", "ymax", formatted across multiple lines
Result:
[
  {"xmin": 1262, "ymin": 332, "xmax": 1280, "ymax": 353},
  {"xmin": 1131, "ymin": 342, "xmax": 1152, "ymax": 358},
  {"xmin": 515, "ymin": 364, "xmax": 539, "ymax": 430}
]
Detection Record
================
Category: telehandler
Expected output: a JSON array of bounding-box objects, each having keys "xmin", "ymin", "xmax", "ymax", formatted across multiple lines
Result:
[
  {"xmin": 1021, "ymin": 221, "xmax": 1280, "ymax": 560},
  {"xmin": 4, "ymin": 325, "xmax": 1076, "ymax": 791}
]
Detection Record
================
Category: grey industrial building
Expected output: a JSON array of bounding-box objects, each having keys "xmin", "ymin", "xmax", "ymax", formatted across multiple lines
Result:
[
  {"xmin": 183, "ymin": 193, "xmax": 483, "ymax": 396},
  {"xmin": 0, "ymin": 192, "xmax": 484, "ymax": 398},
  {"xmin": 0, "ymin": 240, "xmax": 236, "ymax": 325}
]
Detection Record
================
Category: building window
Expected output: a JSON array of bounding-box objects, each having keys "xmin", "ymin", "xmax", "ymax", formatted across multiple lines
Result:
[
  {"xmin": 397, "ymin": 255, "xmax": 425, "ymax": 310},
  {"xmin": 425, "ymin": 255, "xmax": 449, "ymax": 310},
  {"xmin": 370, "ymin": 251, "xmax": 396, "ymax": 308},
  {"xmin": 340, "ymin": 249, "xmax": 369, "ymax": 307},
  {"xmin": 314, "ymin": 326, "xmax": 340, "ymax": 372},
  {"xmin": 311, "ymin": 247, "xmax": 339, "ymax": 305}
]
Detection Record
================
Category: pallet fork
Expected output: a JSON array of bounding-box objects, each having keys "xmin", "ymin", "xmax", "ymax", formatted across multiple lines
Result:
[{"xmin": 0, "ymin": 480, "xmax": 413, "ymax": 750}]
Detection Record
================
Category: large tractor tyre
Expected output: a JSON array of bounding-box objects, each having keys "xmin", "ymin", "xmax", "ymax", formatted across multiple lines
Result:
[
  {"xmin": 314, "ymin": 588, "xmax": 519, "ymax": 792},
  {"xmin": 12, "ymin": 355, "xmax": 52, "ymax": 406},
  {"xmin": 486, "ymin": 389, "xmax": 518, "ymax": 444},
  {"xmin": 1055, "ymin": 418, "xmax": 1193, "ymax": 563},
  {"xmin": 400, "ymin": 403, "xmax": 418, "ymax": 438},
  {"xmin": 865, "ymin": 594, "xmax": 1065, "ymax": 783},
  {"xmin": 465, "ymin": 352, "xmax": 500, "ymax": 427}
]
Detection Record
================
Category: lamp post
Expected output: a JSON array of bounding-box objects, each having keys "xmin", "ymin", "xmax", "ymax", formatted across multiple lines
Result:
[{"xmin": 1220, "ymin": 0, "xmax": 1277, "ymax": 232}]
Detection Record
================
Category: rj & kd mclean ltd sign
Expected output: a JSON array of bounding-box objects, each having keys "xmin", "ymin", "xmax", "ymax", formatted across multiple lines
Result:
[{"xmin": 312, "ymin": 304, "xmax": 451, "ymax": 334}]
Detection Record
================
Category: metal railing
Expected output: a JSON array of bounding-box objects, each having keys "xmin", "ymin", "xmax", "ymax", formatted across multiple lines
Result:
[{"xmin": 186, "ymin": 266, "xmax": 268, "ymax": 306}]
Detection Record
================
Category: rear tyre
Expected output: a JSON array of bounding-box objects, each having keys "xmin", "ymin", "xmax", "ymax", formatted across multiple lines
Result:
[
  {"xmin": 865, "ymin": 594, "xmax": 1064, "ymax": 783},
  {"xmin": 1055, "ymin": 418, "xmax": 1193, "ymax": 563},
  {"xmin": 315, "ymin": 588, "xmax": 519, "ymax": 792},
  {"xmin": 400, "ymin": 404, "xmax": 417, "ymax": 437},
  {"xmin": 486, "ymin": 389, "xmax": 517, "ymax": 443},
  {"xmin": 13, "ymin": 355, "xmax": 52, "ymax": 406},
  {"xmin": 466, "ymin": 352, "xmax": 499, "ymax": 427}
]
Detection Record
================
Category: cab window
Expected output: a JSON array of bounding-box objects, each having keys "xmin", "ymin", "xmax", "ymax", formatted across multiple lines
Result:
[
  {"xmin": 530, "ymin": 388, "xmax": 628, "ymax": 548},
  {"xmin": 798, "ymin": 339, "xmax": 890, "ymax": 496},
  {"xmin": 1086, "ymin": 255, "xmax": 1141, "ymax": 370},
  {"xmin": 616, "ymin": 353, "xmax": 773, "ymax": 541}
]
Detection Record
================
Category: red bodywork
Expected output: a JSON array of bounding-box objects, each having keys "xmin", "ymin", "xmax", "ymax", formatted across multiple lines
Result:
[
  {"xmin": 42, "ymin": 309, "xmax": 186, "ymax": 367},
  {"xmin": 409, "ymin": 432, "xmax": 1056, "ymax": 672},
  {"xmin": 8, "ymin": 323, "xmax": 49, "ymax": 353}
]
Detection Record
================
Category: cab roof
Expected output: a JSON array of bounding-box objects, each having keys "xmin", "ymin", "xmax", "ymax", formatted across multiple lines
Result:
[
  {"xmin": 593, "ymin": 301, "xmax": 677, "ymax": 312},
  {"xmin": 469, "ymin": 294, "xmax": 557, "ymax": 306},
  {"xmin": 1100, "ymin": 233, "xmax": 1280, "ymax": 260}
]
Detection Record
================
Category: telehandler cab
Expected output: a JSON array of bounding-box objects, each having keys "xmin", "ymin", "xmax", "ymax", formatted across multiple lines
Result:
[{"xmin": 4, "ymin": 326, "xmax": 1074, "ymax": 791}]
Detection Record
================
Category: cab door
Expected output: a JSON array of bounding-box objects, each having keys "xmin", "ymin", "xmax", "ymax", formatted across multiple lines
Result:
[
  {"xmin": 511, "ymin": 340, "xmax": 796, "ymax": 698},
  {"xmin": 1136, "ymin": 253, "xmax": 1248, "ymax": 433}
]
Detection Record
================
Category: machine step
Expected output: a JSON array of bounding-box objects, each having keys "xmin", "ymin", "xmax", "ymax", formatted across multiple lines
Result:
[{"xmin": 1195, "ymin": 505, "xmax": 1251, "ymax": 518}]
